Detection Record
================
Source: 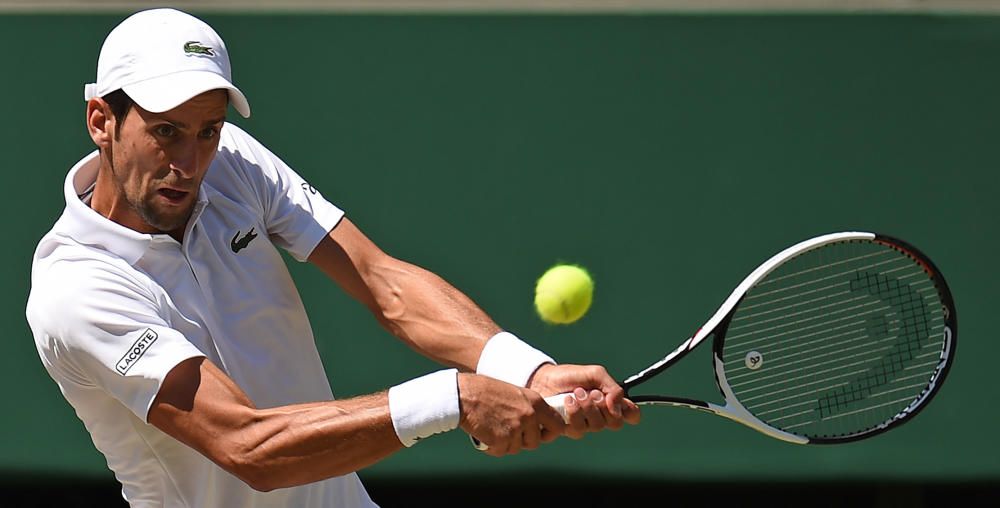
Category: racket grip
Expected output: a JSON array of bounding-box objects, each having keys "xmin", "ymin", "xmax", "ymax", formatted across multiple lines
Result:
[{"xmin": 471, "ymin": 393, "xmax": 572, "ymax": 451}]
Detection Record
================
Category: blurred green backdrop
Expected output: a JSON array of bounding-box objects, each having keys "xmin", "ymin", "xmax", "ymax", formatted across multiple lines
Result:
[{"xmin": 2, "ymin": 12, "xmax": 997, "ymax": 488}]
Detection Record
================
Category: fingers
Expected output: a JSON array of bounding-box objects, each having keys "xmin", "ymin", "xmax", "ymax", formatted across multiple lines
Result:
[
  {"xmin": 506, "ymin": 433, "xmax": 522, "ymax": 455},
  {"xmin": 535, "ymin": 398, "xmax": 567, "ymax": 439},
  {"xmin": 539, "ymin": 424, "xmax": 561, "ymax": 444},
  {"xmin": 586, "ymin": 389, "xmax": 609, "ymax": 431},
  {"xmin": 461, "ymin": 375, "xmax": 568, "ymax": 456},
  {"xmin": 622, "ymin": 398, "xmax": 642, "ymax": 425},
  {"xmin": 601, "ymin": 382, "xmax": 627, "ymax": 420},
  {"xmin": 464, "ymin": 365, "xmax": 640, "ymax": 455},
  {"xmin": 485, "ymin": 398, "xmax": 563, "ymax": 455},
  {"xmin": 542, "ymin": 364, "xmax": 641, "ymax": 434},
  {"xmin": 564, "ymin": 388, "xmax": 611, "ymax": 439},
  {"xmin": 483, "ymin": 441, "xmax": 507, "ymax": 458},
  {"xmin": 524, "ymin": 397, "xmax": 562, "ymax": 451}
]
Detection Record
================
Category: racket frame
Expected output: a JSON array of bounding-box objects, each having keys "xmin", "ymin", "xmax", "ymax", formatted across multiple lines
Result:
[{"xmin": 622, "ymin": 231, "xmax": 957, "ymax": 444}]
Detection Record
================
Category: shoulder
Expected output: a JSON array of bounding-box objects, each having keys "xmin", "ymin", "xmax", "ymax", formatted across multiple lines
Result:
[
  {"xmin": 32, "ymin": 234, "xmax": 150, "ymax": 291},
  {"xmin": 207, "ymin": 122, "xmax": 286, "ymax": 190},
  {"xmin": 207, "ymin": 123, "xmax": 309, "ymax": 213},
  {"xmin": 28, "ymin": 245, "xmax": 156, "ymax": 333},
  {"xmin": 217, "ymin": 121, "xmax": 256, "ymax": 154},
  {"xmin": 213, "ymin": 122, "xmax": 281, "ymax": 172}
]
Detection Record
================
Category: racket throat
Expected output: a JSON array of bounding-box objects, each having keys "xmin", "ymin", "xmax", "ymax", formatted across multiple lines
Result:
[
  {"xmin": 713, "ymin": 356, "xmax": 809, "ymax": 444},
  {"xmin": 711, "ymin": 401, "xmax": 809, "ymax": 445}
]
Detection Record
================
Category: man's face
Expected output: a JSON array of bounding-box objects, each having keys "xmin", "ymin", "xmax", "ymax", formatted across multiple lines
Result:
[{"xmin": 106, "ymin": 90, "xmax": 228, "ymax": 235}]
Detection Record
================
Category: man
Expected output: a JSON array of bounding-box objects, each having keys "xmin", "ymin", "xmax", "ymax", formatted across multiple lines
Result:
[{"xmin": 26, "ymin": 8, "xmax": 639, "ymax": 507}]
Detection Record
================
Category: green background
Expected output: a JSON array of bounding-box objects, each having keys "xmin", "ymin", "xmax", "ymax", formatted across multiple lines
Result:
[{"xmin": 2, "ymin": 12, "xmax": 997, "ymax": 488}]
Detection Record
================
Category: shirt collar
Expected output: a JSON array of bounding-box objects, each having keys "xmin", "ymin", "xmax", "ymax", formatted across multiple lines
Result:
[{"xmin": 58, "ymin": 150, "xmax": 210, "ymax": 265}]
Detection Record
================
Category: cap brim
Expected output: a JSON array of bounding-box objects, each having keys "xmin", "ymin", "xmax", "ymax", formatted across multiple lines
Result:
[{"xmin": 123, "ymin": 70, "xmax": 251, "ymax": 118}]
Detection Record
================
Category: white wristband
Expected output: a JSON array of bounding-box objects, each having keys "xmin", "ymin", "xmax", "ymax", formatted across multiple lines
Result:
[
  {"xmin": 476, "ymin": 331, "xmax": 556, "ymax": 388},
  {"xmin": 388, "ymin": 369, "xmax": 460, "ymax": 447}
]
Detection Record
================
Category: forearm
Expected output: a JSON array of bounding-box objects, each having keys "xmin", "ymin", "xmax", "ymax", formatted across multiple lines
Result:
[
  {"xmin": 151, "ymin": 358, "xmax": 404, "ymax": 492},
  {"xmin": 309, "ymin": 220, "xmax": 558, "ymax": 402},
  {"xmin": 231, "ymin": 394, "xmax": 401, "ymax": 491},
  {"xmin": 364, "ymin": 259, "xmax": 500, "ymax": 370},
  {"xmin": 309, "ymin": 223, "xmax": 500, "ymax": 371}
]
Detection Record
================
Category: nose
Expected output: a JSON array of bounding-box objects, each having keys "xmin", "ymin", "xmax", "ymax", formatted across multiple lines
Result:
[{"xmin": 169, "ymin": 137, "xmax": 200, "ymax": 179}]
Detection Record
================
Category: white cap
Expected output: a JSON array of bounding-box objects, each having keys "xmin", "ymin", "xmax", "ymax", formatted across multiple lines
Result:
[{"xmin": 84, "ymin": 8, "xmax": 250, "ymax": 118}]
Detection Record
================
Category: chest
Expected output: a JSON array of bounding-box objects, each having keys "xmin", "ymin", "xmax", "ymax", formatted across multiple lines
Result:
[{"xmin": 135, "ymin": 195, "xmax": 304, "ymax": 368}]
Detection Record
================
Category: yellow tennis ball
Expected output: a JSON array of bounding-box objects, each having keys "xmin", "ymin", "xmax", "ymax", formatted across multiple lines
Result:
[{"xmin": 534, "ymin": 264, "xmax": 594, "ymax": 325}]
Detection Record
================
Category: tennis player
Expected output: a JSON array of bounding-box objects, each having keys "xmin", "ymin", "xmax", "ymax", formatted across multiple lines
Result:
[{"xmin": 25, "ymin": 8, "xmax": 639, "ymax": 507}]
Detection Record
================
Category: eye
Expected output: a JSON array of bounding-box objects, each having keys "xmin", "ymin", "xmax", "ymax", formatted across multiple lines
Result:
[
  {"xmin": 154, "ymin": 124, "xmax": 177, "ymax": 137},
  {"xmin": 199, "ymin": 126, "xmax": 219, "ymax": 139}
]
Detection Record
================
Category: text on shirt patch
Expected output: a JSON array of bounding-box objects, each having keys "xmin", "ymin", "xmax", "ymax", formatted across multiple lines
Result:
[{"xmin": 116, "ymin": 329, "xmax": 159, "ymax": 375}]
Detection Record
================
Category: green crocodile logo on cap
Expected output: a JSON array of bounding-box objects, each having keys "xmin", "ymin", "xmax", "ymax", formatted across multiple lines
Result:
[{"xmin": 183, "ymin": 41, "xmax": 214, "ymax": 56}]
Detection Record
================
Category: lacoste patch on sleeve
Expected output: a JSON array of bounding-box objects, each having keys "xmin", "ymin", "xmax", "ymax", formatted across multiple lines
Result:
[{"xmin": 116, "ymin": 328, "xmax": 159, "ymax": 375}]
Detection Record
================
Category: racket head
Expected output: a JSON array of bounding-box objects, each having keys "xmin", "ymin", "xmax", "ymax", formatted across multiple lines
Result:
[{"xmin": 711, "ymin": 232, "xmax": 956, "ymax": 444}]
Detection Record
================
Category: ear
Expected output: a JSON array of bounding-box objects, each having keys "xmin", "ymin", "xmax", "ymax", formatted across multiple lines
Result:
[{"xmin": 86, "ymin": 98, "xmax": 114, "ymax": 150}]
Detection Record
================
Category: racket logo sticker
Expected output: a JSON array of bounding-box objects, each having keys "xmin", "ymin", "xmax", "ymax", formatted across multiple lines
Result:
[{"xmin": 745, "ymin": 351, "xmax": 763, "ymax": 370}]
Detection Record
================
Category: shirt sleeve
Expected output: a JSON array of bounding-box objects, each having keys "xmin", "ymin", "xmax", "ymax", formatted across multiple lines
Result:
[
  {"xmin": 220, "ymin": 123, "xmax": 345, "ymax": 261},
  {"xmin": 29, "ymin": 258, "xmax": 206, "ymax": 422}
]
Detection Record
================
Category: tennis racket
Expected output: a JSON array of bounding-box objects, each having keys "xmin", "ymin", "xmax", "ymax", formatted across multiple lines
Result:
[{"xmin": 474, "ymin": 231, "xmax": 956, "ymax": 449}]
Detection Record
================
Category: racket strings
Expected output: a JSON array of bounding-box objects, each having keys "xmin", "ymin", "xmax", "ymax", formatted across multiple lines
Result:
[
  {"xmin": 815, "ymin": 270, "xmax": 931, "ymax": 416},
  {"xmin": 732, "ymin": 261, "xmax": 927, "ymax": 330},
  {"xmin": 726, "ymin": 254, "xmax": 935, "ymax": 354},
  {"xmin": 728, "ymin": 318, "xmax": 944, "ymax": 389},
  {"xmin": 719, "ymin": 240, "xmax": 948, "ymax": 439},
  {"xmin": 732, "ymin": 325, "xmax": 941, "ymax": 392},
  {"xmin": 749, "ymin": 365, "xmax": 940, "ymax": 420},
  {"xmin": 726, "ymin": 309, "xmax": 941, "ymax": 391},
  {"xmin": 727, "ymin": 275, "xmax": 935, "ymax": 356},
  {"xmin": 738, "ymin": 252, "xmax": 901, "ymax": 307},
  {"xmin": 725, "ymin": 300, "xmax": 940, "ymax": 380}
]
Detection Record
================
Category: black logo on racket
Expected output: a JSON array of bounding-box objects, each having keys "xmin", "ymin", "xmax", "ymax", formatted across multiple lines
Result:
[{"xmin": 816, "ymin": 271, "xmax": 930, "ymax": 417}]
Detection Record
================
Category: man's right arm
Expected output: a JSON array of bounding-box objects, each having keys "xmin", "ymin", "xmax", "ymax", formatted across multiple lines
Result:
[
  {"xmin": 148, "ymin": 356, "xmax": 398, "ymax": 491},
  {"xmin": 148, "ymin": 356, "xmax": 567, "ymax": 491}
]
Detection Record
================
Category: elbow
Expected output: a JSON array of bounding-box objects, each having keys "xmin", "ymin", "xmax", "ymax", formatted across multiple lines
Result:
[
  {"xmin": 215, "ymin": 412, "xmax": 296, "ymax": 492},
  {"xmin": 241, "ymin": 468, "xmax": 278, "ymax": 493},
  {"xmin": 225, "ymin": 452, "xmax": 281, "ymax": 492},
  {"xmin": 246, "ymin": 476, "xmax": 279, "ymax": 493},
  {"xmin": 214, "ymin": 430, "xmax": 286, "ymax": 492}
]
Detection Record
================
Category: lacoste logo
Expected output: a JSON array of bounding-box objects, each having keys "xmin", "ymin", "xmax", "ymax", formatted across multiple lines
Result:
[
  {"xmin": 116, "ymin": 329, "xmax": 158, "ymax": 375},
  {"xmin": 183, "ymin": 41, "xmax": 215, "ymax": 56},
  {"xmin": 231, "ymin": 227, "xmax": 258, "ymax": 253}
]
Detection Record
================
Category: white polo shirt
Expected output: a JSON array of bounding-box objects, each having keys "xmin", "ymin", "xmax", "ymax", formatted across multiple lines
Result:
[{"xmin": 26, "ymin": 123, "xmax": 377, "ymax": 508}]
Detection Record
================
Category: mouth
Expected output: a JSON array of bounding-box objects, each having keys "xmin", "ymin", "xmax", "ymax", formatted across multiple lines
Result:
[{"xmin": 157, "ymin": 188, "xmax": 190, "ymax": 204}]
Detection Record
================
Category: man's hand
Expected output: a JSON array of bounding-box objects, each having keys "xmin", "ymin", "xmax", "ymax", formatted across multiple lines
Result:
[
  {"xmin": 457, "ymin": 373, "xmax": 566, "ymax": 457},
  {"xmin": 526, "ymin": 364, "xmax": 641, "ymax": 440}
]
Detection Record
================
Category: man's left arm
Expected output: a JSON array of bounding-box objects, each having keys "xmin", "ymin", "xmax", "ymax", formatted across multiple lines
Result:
[{"xmin": 307, "ymin": 218, "xmax": 640, "ymax": 438}]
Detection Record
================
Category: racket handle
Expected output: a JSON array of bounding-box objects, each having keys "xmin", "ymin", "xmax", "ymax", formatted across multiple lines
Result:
[{"xmin": 471, "ymin": 393, "xmax": 572, "ymax": 451}]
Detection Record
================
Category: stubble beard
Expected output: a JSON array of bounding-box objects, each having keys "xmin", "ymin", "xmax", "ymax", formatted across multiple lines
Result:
[{"xmin": 134, "ymin": 189, "xmax": 197, "ymax": 234}]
